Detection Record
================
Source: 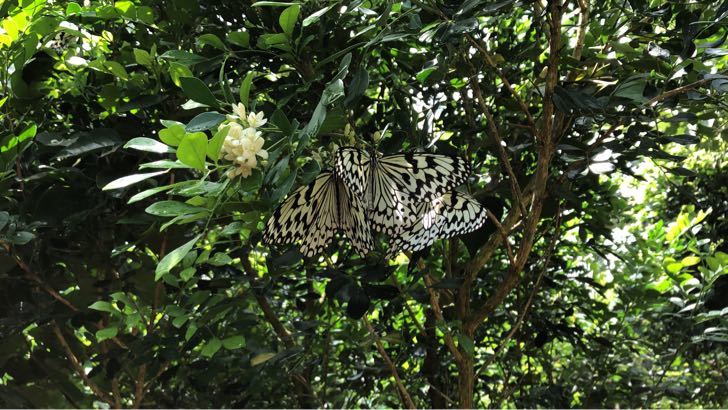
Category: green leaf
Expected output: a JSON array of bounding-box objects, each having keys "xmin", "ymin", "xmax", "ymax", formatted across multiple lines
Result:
[
  {"xmin": 252, "ymin": 1, "xmax": 299, "ymax": 6},
  {"xmin": 102, "ymin": 170, "xmax": 167, "ymax": 191},
  {"xmin": 302, "ymin": 5, "xmax": 332, "ymax": 27},
  {"xmin": 457, "ymin": 334, "xmax": 475, "ymax": 357},
  {"xmin": 222, "ymin": 335, "xmax": 245, "ymax": 350},
  {"xmin": 89, "ymin": 301, "xmax": 115, "ymax": 313},
  {"xmin": 145, "ymin": 201, "xmax": 207, "ymax": 217},
  {"xmin": 201, "ymin": 338, "xmax": 222, "ymax": 357},
  {"xmin": 208, "ymin": 252, "xmax": 233, "ymax": 266},
  {"xmin": 196, "ymin": 33, "xmax": 226, "ymax": 50},
  {"xmin": 682, "ymin": 255, "xmax": 700, "ymax": 266},
  {"xmin": 186, "ymin": 112, "xmax": 226, "ymax": 132},
  {"xmin": 613, "ymin": 77, "xmax": 647, "ymax": 102},
  {"xmin": 279, "ymin": 4, "xmax": 300, "ymax": 36},
  {"xmin": 159, "ymin": 50, "xmax": 206, "ymax": 65},
  {"xmin": 271, "ymin": 169, "xmax": 297, "ymax": 202},
  {"xmin": 0, "ymin": 211, "xmax": 9, "ymax": 231},
  {"xmin": 239, "ymin": 71, "xmax": 256, "ymax": 107},
  {"xmin": 66, "ymin": 2, "xmax": 81, "ymax": 15},
  {"xmin": 168, "ymin": 62, "xmax": 193, "ymax": 87},
  {"xmin": 128, "ymin": 185, "xmax": 174, "ymax": 204},
  {"xmin": 124, "ymin": 137, "xmax": 174, "ymax": 154},
  {"xmin": 54, "ymin": 129, "xmax": 121, "ymax": 160},
  {"xmin": 207, "ymin": 125, "xmax": 228, "ymax": 162},
  {"xmin": 226, "ymin": 31, "xmax": 250, "ymax": 48},
  {"xmin": 133, "ymin": 48, "xmax": 153, "ymax": 67},
  {"xmin": 177, "ymin": 132, "xmax": 208, "ymax": 170},
  {"xmin": 344, "ymin": 67, "xmax": 369, "ymax": 106},
  {"xmin": 185, "ymin": 323, "xmax": 198, "ymax": 341},
  {"xmin": 180, "ymin": 77, "xmax": 219, "ymax": 108},
  {"xmin": 8, "ymin": 231, "xmax": 34, "ymax": 245},
  {"xmin": 155, "ymin": 234, "xmax": 201, "ymax": 280},
  {"xmin": 180, "ymin": 267, "xmax": 196, "ymax": 282},
  {"xmin": 139, "ymin": 160, "xmax": 191, "ymax": 170},
  {"xmin": 251, "ymin": 352, "xmax": 277, "ymax": 366},
  {"xmin": 96, "ymin": 327, "xmax": 118, "ymax": 342},
  {"xmin": 159, "ymin": 124, "xmax": 186, "ymax": 146},
  {"xmin": 104, "ymin": 61, "xmax": 129, "ymax": 80}
]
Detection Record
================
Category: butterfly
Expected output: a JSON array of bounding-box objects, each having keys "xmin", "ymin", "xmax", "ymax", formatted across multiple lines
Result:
[
  {"xmin": 386, "ymin": 191, "xmax": 488, "ymax": 257},
  {"xmin": 262, "ymin": 170, "xmax": 373, "ymax": 257},
  {"xmin": 335, "ymin": 147, "xmax": 471, "ymax": 235}
]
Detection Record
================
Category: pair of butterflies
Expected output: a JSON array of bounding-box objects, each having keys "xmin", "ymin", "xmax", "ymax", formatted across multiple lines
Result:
[{"xmin": 262, "ymin": 147, "xmax": 488, "ymax": 258}]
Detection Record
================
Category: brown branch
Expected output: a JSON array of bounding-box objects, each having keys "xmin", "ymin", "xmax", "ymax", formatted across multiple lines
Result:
[
  {"xmin": 111, "ymin": 377, "xmax": 122, "ymax": 409},
  {"xmin": 476, "ymin": 207, "xmax": 563, "ymax": 376},
  {"xmin": 132, "ymin": 364, "xmax": 147, "ymax": 408},
  {"xmin": 567, "ymin": 0, "xmax": 589, "ymax": 82},
  {"xmin": 463, "ymin": 182, "xmax": 534, "ymax": 283},
  {"xmin": 486, "ymin": 209, "xmax": 515, "ymax": 267},
  {"xmin": 645, "ymin": 78, "xmax": 712, "ymax": 106},
  {"xmin": 464, "ymin": 0, "xmax": 562, "ymax": 333},
  {"xmin": 240, "ymin": 250, "xmax": 316, "ymax": 407},
  {"xmin": 52, "ymin": 322, "xmax": 115, "ymax": 406},
  {"xmin": 4, "ymin": 243, "xmax": 128, "ymax": 350},
  {"xmin": 363, "ymin": 316, "xmax": 416, "ymax": 409},
  {"xmin": 466, "ymin": 34, "xmax": 538, "ymax": 135},
  {"xmin": 423, "ymin": 273, "xmax": 465, "ymax": 365},
  {"xmin": 469, "ymin": 69, "xmax": 528, "ymax": 218}
]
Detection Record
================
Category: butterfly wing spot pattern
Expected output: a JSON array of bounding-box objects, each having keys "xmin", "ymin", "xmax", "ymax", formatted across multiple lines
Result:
[
  {"xmin": 335, "ymin": 147, "xmax": 472, "ymax": 235},
  {"xmin": 265, "ymin": 147, "xmax": 488, "ymax": 258},
  {"xmin": 263, "ymin": 170, "xmax": 373, "ymax": 258},
  {"xmin": 387, "ymin": 192, "xmax": 488, "ymax": 257}
]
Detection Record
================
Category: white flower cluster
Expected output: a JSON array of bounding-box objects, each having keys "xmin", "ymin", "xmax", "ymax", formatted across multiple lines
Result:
[{"xmin": 221, "ymin": 103, "xmax": 268, "ymax": 179}]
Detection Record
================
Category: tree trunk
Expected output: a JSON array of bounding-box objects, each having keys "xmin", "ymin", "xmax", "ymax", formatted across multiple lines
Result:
[{"xmin": 457, "ymin": 354, "xmax": 475, "ymax": 408}]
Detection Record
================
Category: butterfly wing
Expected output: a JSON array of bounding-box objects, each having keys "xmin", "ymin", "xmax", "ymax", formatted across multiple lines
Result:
[
  {"xmin": 263, "ymin": 170, "xmax": 372, "ymax": 257},
  {"xmin": 263, "ymin": 171, "xmax": 338, "ymax": 257},
  {"xmin": 336, "ymin": 176, "xmax": 374, "ymax": 256},
  {"xmin": 369, "ymin": 153, "xmax": 471, "ymax": 233},
  {"xmin": 387, "ymin": 192, "xmax": 487, "ymax": 256},
  {"xmin": 334, "ymin": 147, "xmax": 370, "ymax": 199}
]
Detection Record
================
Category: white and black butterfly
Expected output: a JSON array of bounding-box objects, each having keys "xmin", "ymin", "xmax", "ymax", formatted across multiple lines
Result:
[
  {"xmin": 386, "ymin": 191, "xmax": 488, "ymax": 257},
  {"xmin": 262, "ymin": 170, "xmax": 373, "ymax": 257},
  {"xmin": 335, "ymin": 147, "xmax": 471, "ymax": 235}
]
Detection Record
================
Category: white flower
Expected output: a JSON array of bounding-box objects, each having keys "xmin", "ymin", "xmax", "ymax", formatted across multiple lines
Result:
[
  {"xmin": 220, "ymin": 122, "xmax": 267, "ymax": 179},
  {"xmin": 232, "ymin": 103, "xmax": 246, "ymax": 119},
  {"xmin": 246, "ymin": 111, "xmax": 267, "ymax": 129}
]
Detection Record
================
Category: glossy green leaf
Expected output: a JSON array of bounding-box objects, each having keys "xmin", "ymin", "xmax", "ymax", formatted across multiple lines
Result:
[
  {"xmin": 180, "ymin": 77, "xmax": 219, "ymax": 108},
  {"xmin": 176, "ymin": 132, "xmax": 208, "ymax": 169},
  {"xmin": 155, "ymin": 234, "xmax": 201, "ymax": 280}
]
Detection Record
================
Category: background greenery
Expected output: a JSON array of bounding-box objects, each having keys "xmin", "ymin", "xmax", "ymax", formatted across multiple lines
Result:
[{"xmin": 1, "ymin": 0, "xmax": 726, "ymax": 408}]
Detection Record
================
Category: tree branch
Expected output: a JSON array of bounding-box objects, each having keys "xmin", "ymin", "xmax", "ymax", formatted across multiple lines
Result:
[
  {"xmin": 567, "ymin": 0, "xmax": 589, "ymax": 82},
  {"xmin": 423, "ymin": 273, "xmax": 465, "ymax": 365},
  {"xmin": 466, "ymin": 34, "xmax": 538, "ymax": 136},
  {"xmin": 363, "ymin": 316, "xmax": 416, "ymax": 409},
  {"xmin": 240, "ymin": 250, "xmax": 316, "ymax": 407},
  {"xmin": 469, "ymin": 68, "xmax": 528, "ymax": 218},
  {"xmin": 645, "ymin": 78, "xmax": 712, "ymax": 106},
  {"xmin": 52, "ymin": 322, "xmax": 115, "ymax": 407}
]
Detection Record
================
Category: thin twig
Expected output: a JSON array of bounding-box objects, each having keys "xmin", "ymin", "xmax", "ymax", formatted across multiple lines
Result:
[
  {"xmin": 466, "ymin": 34, "xmax": 538, "ymax": 136},
  {"xmin": 469, "ymin": 67, "xmax": 528, "ymax": 218},
  {"xmin": 486, "ymin": 209, "xmax": 515, "ymax": 267},
  {"xmin": 52, "ymin": 322, "xmax": 115, "ymax": 406},
  {"xmin": 422, "ymin": 272, "xmax": 465, "ymax": 365},
  {"xmin": 363, "ymin": 316, "xmax": 416, "ymax": 409},
  {"xmin": 644, "ymin": 78, "xmax": 712, "ymax": 106},
  {"xmin": 567, "ymin": 0, "xmax": 590, "ymax": 82},
  {"xmin": 476, "ymin": 206, "xmax": 563, "ymax": 376},
  {"xmin": 3, "ymin": 243, "xmax": 128, "ymax": 350}
]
